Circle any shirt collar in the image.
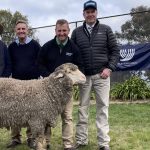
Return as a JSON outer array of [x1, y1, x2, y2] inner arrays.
[[15, 36, 32, 45], [56, 37, 68, 47], [86, 22, 96, 29]]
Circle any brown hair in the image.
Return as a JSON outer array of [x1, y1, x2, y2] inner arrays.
[[56, 19, 69, 26], [15, 20, 28, 26]]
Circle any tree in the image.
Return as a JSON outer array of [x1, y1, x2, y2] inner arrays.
[[0, 10, 36, 45], [116, 6, 150, 44]]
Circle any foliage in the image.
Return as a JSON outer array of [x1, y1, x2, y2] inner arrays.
[[74, 75, 150, 101], [73, 85, 79, 101], [110, 76, 150, 100], [116, 6, 150, 44], [0, 10, 36, 45], [73, 85, 95, 101]]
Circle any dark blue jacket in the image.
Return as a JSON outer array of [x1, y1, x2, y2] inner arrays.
[[71, 20, 119, 75], [8, 39, 41, 80], [38, 37, 82, 77], [0, 40, 11, 77]]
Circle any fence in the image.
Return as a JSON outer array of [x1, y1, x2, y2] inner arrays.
[[2, 10, 150, 84]]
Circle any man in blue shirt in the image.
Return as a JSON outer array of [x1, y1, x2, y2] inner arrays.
[[0, 23, 11, 77], [7, 20, 41, 149]]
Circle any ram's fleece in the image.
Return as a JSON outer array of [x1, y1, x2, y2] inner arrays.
[[0, 63, 86, 150]]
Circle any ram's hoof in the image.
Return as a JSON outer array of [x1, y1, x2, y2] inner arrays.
[[27, 138, 36, 149]]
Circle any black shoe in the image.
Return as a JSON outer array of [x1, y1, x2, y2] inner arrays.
[[64, 147, 76, 150], [74, 143, 86, 149], [27, 138, 36, 149], [6, 140, 21, 148], [99, 146, 110, 150]]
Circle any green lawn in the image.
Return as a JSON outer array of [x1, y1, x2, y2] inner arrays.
[[0, 103, 150, 150]]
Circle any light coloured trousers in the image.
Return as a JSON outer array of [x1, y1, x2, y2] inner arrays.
[[61, 97, 74, 148], [11, 98, 74, 148], [76, 74, 110, 147], [45, 98, 74, 148]]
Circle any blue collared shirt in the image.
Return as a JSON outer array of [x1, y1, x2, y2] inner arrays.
[[15, 36, 32, 45]]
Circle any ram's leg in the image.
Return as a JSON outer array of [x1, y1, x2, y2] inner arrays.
[[44, 124, 51, 149], [28, 120, 47, 150]]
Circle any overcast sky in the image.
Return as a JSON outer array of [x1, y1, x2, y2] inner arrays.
[[0, 0, 150, 45]]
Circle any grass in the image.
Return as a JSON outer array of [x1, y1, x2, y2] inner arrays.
[[0, 103, 150, 150]]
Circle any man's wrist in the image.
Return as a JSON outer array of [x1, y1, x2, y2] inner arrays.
[[107, 68, 112, 72]]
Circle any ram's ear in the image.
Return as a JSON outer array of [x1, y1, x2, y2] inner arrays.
[[54, 72, 64, 79]]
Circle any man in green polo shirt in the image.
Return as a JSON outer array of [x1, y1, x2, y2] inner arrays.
[[38, 19, 82, 150]]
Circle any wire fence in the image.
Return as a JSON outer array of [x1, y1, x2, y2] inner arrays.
[[2, 10, 150, 84]]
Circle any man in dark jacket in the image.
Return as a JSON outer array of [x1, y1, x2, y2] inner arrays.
[[71, 1, 119, 150], [0, 24, 11, 77], [38, 19, 81, 150], [7, 20, 41, 149]]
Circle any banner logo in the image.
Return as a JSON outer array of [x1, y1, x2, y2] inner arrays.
[[120, 48, 135, 61]]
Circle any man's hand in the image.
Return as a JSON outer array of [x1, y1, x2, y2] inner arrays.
[[100, 68, 112, 79]]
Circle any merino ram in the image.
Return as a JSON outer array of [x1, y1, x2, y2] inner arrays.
[[0, 63, 86, 150]]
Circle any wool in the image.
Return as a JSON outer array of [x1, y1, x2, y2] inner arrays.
[[0, 63, 86, 150]]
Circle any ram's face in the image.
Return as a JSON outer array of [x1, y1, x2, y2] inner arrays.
[[55, 63, 86, 85], [66, 67, 86, 85]]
